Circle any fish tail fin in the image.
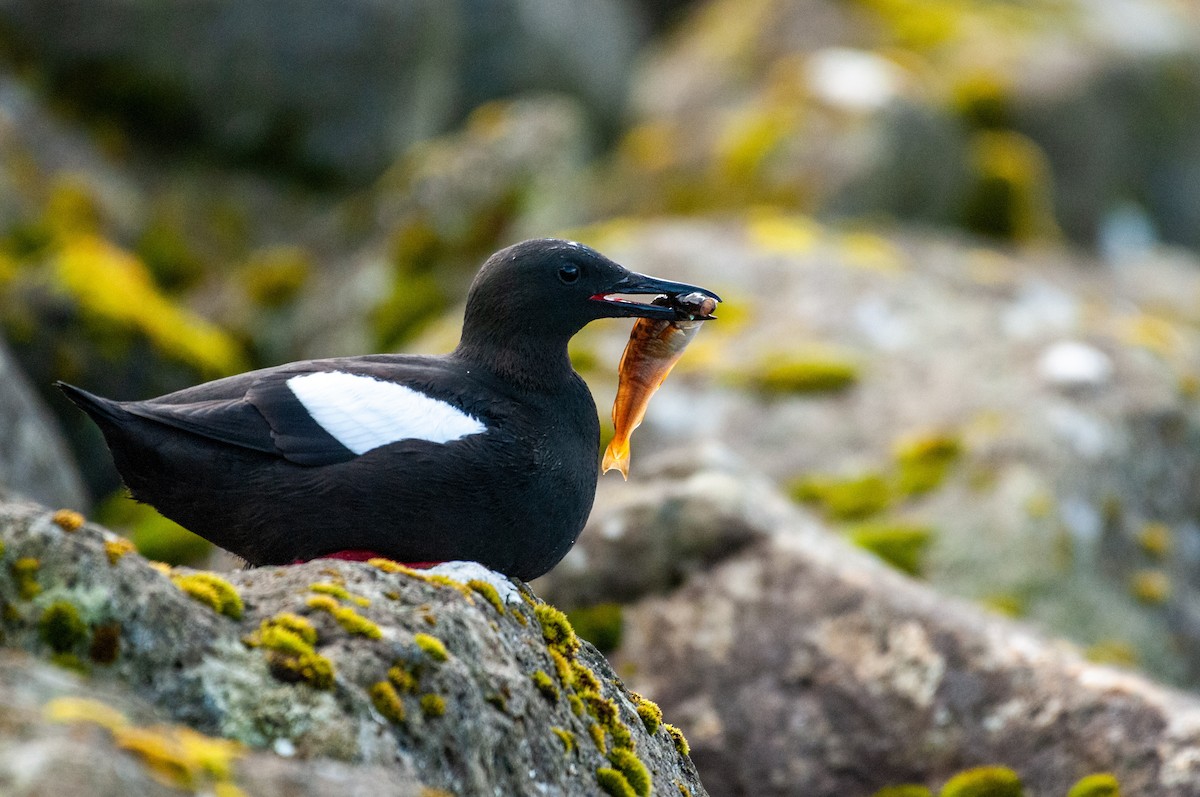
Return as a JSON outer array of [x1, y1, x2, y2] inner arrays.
[[601, 439, 630, 480]]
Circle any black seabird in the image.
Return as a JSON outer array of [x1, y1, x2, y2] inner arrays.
[[58, 239, 719, 580]]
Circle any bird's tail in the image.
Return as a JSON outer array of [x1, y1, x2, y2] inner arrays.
[[55, 381, 127, 427]]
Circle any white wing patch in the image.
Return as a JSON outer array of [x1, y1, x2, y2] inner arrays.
[[286, 371, 486, 454]]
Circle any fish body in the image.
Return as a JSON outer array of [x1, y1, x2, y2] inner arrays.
[[602, 293, 717, 479]]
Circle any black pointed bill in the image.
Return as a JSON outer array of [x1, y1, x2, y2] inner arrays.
[[590, 272, 721, 321]]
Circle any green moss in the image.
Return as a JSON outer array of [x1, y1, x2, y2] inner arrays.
[[266, 613, 317, 646], [414, 633, 448, 661], [532, 670, 560, 702], [12, 557, 41, 600], [570, 661, 601, 693], [633, 695, 663, 734], [50, 651, 88, 673], [894, 432, 962, 496], [608, 748, 650, 797], [664, 723, 690, 757], [388, 664, 418, 693], [467, 579, 505, 614], [548, 648, 572, 685], [1137, 523, 1171, 559], [847, 522, 934, 577], [172, 573, 243, 619], [552, 727, 576, 754], [333, 607, 381, 639], [585, 693, 619, 726], [1085, 640, 1139, 668], [741, 355, 859, 395], [420, 693, 446, 718], [951, 72, 1013, 130], [980, 594, 1025, 618], [791, 473, 891, 521], [1066, 773, 1120, 797], [89, 622, 122, 664], [609, 721, 634, 752], [566, 603, 623, 653], [596, 767, 636, 797], [536, 604, 581, 658], [939, 766, 1023, 797], [39, 601, 88, 653], [568, 694, 586, 717], [104, 538, 137, 565], [873, 787, 934, 797], [370, 681, 406, 724], [247, 613, 334, 690], [309, 582, 370, 607]]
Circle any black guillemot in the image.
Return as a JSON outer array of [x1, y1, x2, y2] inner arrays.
[[58, 239, 719, 580]]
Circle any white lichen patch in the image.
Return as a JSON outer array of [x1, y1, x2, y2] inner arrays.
[[422, 561, 522, 606]]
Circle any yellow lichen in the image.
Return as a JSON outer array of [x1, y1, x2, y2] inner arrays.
[[532, 670, 559, 702], [12, 557, 41, 600], [172, 573, 243, 619], [536, 604, 581, 658], [467, 579, 505, 614], [51, 508, 85, 532], [105, 537, 138, 565], [664, 723, 690, 757], [370, 680, 406, 724], [552, 727, 576, 754], [309, 582, 370, 607], [414, 632, 448, 661], [420, 693, 446, 718], [44, 696, 127, 731]]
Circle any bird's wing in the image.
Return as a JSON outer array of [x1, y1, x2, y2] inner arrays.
[[124, 361, 492, 467]]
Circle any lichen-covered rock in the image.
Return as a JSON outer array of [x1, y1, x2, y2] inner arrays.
[[0, 498, 707, 797], [617, 498, 1200, 796], [0, 338, 85, 510]]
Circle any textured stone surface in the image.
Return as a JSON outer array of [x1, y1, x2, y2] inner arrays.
[[618, 503, 1200, 796], [0, 498, 706, 797]]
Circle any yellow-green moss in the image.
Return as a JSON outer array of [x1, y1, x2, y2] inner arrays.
[[240, 246, 311, 308], [608, 748, 650, 797], [1085, 640, 1139, 668], [1137, 523, 1172, 559], [570, 661, 601, 693], [848, 522, 934, 577], [388, 664, 418, 693], [742, 355, 859, 395], [588, 722, 607, 753], [567, 603, 623, 653], [39, 601, 88, 653], [370, 680, 406, 724], [51, 508, 85, 532], [305, 595, 381, 638], [420, 693, 445, 718], [1130, 569, 1170, 605], [960, 130, 1056, 243], [664, 723, 690, 757], [894, 432, 963, 496], [951, 72, 1013, 130], [309, 582, 370, 607], [266, 650, 334, 690], [791, 473, 891, 521], [532, 670, 559, 702], [548, 648, 572, 685], [633, 695, 663, 735], [265, 613, 317, 646], [172, 573, 243, 619], [536, 604, 581, 658], [676, 782, 693, 797], [873, 787, 934, 797], [596, 767, 636, 797], [105, 537, 138, 565], [467, 579, 505, 613], [414, 633, 448, 661], [609, 721, 634, 752], [585, 693, 619, 726], [552, 727, 576, 754], [50, 651, 88, 673], [980, 594, 1025, 618], [12, 557, 41, 600], [569, 694, 586, 717], [89, 622, 122, 664], [939, 766, 1023, 797], [1066, 773, 1120, 797]]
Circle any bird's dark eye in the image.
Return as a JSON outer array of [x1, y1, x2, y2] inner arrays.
[[558, 264, 581, 284]]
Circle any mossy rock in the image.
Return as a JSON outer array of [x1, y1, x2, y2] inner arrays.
[[791, 473, 891, 521]]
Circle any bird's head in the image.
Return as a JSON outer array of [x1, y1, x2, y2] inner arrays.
[[459, 239, 720, 344]]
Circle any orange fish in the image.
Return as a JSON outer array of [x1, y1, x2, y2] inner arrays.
[[602, 292, 718, 479]]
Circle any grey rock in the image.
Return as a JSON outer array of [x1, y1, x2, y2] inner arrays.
[[618, 502, 1200, 796], [0, 498, 707, 797], [0, 339, 86, 510]]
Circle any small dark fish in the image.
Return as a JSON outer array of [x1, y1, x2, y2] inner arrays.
[[602, 292, 718, 479]]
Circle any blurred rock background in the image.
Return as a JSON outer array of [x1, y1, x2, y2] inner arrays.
[[4, 0, 1200, 793]]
